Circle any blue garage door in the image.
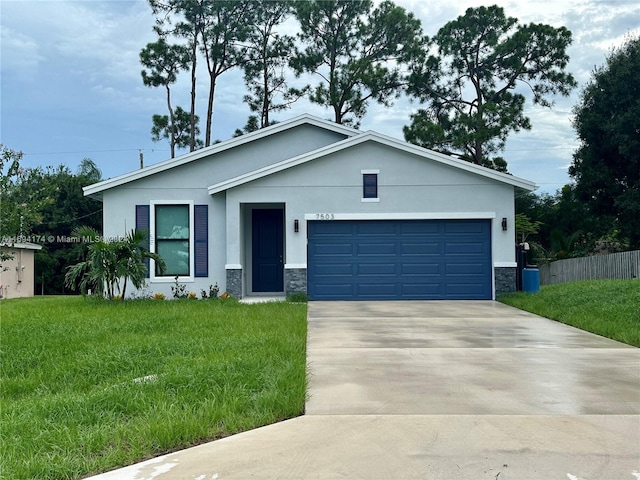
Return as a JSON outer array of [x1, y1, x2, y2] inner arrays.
[[307, 219, 492, 300]]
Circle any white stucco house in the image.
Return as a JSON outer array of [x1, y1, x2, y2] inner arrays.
[[84, 114, 536, 301]]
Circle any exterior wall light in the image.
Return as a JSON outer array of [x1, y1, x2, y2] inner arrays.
[[294, 219, 299, 233], [501, 217, 508, 231]]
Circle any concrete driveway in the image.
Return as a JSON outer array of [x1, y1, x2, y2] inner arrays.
[[89, 301, 640, 480]]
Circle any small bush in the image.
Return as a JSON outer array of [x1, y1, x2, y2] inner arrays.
[[171, 276, 188, 299], [200, 284, 220, 299]]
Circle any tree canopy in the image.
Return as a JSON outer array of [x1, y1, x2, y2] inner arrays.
[[242, 0, 301, 128], [570, 36, 640, 249], [291, 0, 425, 126], [147, 0, 254, 148], [1, 158, 103, 293], [140, 1, 582, 171], [140, 38, 191, 158], [151, 106, 203, 151], [404, 5, 576, 171], [1, 145, 24, 263]]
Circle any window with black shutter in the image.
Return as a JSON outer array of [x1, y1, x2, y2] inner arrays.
[[136, 203, 208, 279]]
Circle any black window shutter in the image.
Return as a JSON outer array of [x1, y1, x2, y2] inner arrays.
[[135, 205, 150, 278], [194, 205, 208, 277]]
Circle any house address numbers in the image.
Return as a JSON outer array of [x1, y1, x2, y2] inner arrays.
[[315, 213, 335, 220]]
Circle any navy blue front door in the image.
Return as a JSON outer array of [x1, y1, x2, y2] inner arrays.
[[252, 209, 284, 292], [307, 219, 492, 300]]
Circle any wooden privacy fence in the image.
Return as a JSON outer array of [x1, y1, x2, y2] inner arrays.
[[539, 250, 640, 285]]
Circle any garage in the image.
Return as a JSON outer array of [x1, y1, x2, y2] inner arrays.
[[307, 219, 492, 300]]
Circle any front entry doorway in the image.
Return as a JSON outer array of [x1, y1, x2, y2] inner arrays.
[[252, 208, 284, 292]]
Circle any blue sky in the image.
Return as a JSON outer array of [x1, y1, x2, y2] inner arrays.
[[1, 0, 639, 194]]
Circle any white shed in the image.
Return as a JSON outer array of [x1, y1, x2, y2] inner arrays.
[[0, 242, 42, 299]]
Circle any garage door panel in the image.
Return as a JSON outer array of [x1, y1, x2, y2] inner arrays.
[[357, 283, 399, 296], [357, 243, 396, 255], [308, 220, 491, 300], [356, 222, 397, 235], [357, 263, 397, 275], [401, 284, 443, 296], [314, 284, 354, 297], [402, 263, 441, 275], [446, 284, 488, 297], [314, 263, 353, 276], [312, 222, 353, 236], [445, 242, 486, 255], [399, 222, 440, 235], [447, 263, 486, 275], [312, 243, 354, 256], [401, 242, 440, 255], [445, 221, 486, 234]]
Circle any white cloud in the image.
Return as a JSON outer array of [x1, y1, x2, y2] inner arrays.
[[0, 26, 44, 79], [1, 1, 155, 98]]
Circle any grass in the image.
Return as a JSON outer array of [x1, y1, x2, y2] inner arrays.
[[500, 279, 640, 347], [0, 296, 307, 480]]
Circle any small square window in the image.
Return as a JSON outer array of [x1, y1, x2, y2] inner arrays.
[[363, 173, 378, 199]]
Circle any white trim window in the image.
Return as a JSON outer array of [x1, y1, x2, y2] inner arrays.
[[361, 169, 380, 202], [150, 201, 194, 281]]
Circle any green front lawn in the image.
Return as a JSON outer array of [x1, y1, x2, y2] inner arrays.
[[5, 280, 638, 478], [1, 296, 307, 480], [500, 279, 640, 347]]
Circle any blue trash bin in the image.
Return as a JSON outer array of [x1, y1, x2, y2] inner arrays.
[[522, 267, 540, 293]]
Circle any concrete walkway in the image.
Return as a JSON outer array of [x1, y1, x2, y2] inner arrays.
[[88, 301, 640, 480]]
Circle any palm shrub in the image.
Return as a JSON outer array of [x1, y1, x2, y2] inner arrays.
[[65, 226, 165, 300]]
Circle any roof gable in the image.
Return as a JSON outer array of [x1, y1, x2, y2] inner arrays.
[[207, 130, 537, 195], [84, 114, 360, 199]]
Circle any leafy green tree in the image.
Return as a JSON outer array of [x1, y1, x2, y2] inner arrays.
[[3, 161, 103, 294], [78, 157, 102, 183], [292, 0, 425, 126], [0, 152, 68, 246], [65, 227, 165, 300], [149, 0, 205, 152], [140, 38, 190, 158], [233, 115, 260, 137], [243, 0, 303, 128], [515, 213, 542, 244], [515, 185, 619, 260], [147, 0, 253, 148], [151, 106, 203, 151], [405, 5, 576, 171], [1, 145, 25, 242], [0, 144, 21, 193], [1, 145, 24, 263], [549, 228, 582, 260], [570, 36, 640, 248], [199, 0, 254, 146]]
